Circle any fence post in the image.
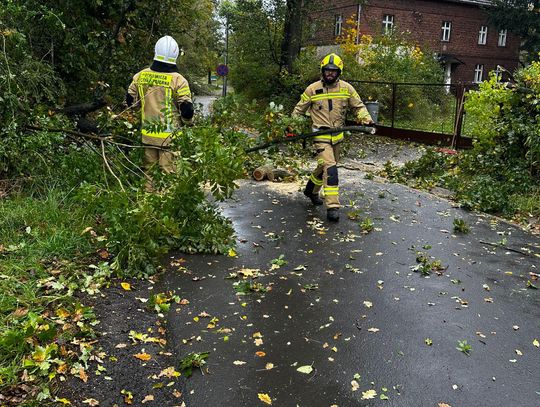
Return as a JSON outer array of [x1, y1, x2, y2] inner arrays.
[[391, 83, 397, 129], [452, 84, 465, 148]]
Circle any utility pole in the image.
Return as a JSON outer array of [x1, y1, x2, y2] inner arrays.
[[222, 14, 229, 97]]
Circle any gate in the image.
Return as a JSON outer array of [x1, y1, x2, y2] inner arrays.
[[346, 80, 478, 149]]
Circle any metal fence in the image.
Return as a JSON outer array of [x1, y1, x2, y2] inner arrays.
[[346, 80, 478, 149]]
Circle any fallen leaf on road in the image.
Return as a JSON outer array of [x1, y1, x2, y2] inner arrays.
[[297, 365, 313, 374], [157, 367, 181, 378], [258, 393, 272, 405], [361, 389, 377, 400], [515, 349, 523, 356], [438, 403, 452, 407], [141, 395, 154, 403], [265, 363, 274, 370], [120, 282, 131, 291], [134, 352, 152, 361], [368, 328, 380, 333], [363, 301, 373, 308], [121, 390, 133, 405], [82, 399, 100, 406], [256, 351, 266, 357], [233, 360, 247, 365], [351, 380, 360, 391], [533, 339, 539, 347]]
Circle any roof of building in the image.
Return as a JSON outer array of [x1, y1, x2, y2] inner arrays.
[[444, 0, 492, 6]]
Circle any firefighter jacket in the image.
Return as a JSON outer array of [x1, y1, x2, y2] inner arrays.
[[128, 68, 192, 146], [292, 79, 372, 144]]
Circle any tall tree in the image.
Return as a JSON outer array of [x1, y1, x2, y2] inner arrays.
[[280, 0, 304, 73], [487, 0, 540, 63]]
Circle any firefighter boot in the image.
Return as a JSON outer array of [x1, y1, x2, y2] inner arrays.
[[327, 208, 339, 222], [304, 182, 323, 206]]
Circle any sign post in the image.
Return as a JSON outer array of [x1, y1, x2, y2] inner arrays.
[[216, 64, 229, 97], [221, 15, 229, 97]]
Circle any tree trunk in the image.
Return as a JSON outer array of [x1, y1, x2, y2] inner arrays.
[[280, 0, 304, 73]]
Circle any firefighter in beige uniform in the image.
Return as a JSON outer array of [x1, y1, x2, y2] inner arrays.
[[127, 35, 194, 174], [293, 53, 373, 222]]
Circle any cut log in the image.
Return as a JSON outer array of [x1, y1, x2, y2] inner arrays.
[[253, 165, 275, 181], [253, 165, 293, 181]]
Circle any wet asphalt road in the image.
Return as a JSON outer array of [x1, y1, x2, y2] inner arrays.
[[158, 171, 540, 407]]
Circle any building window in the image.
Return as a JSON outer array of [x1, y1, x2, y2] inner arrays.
[[383, 15, 394, 34], [498, 29, 507, 47], [441, 21, 452, 42], [474, 64, 484, 83], [334, 14, 343, 36], [478, 26, 488, 45]]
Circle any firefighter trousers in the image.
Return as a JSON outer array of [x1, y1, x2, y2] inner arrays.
[[304, 142, 341, 208]]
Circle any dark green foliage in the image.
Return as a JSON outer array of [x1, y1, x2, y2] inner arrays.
[[384, 61, 540, 218], [178, 352, 210, 378], [71, 125, 245, 276], [487, 0, 540, 62]]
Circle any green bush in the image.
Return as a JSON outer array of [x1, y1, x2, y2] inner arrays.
[[72, 125, 245, 276], [386, 59, 540, 218]]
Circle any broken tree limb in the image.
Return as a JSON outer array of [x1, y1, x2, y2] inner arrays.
[[479, 240, 536, 257], [245, 125, 376, 153], [24, 125, 168, 151], [60, 98, 107, 116]]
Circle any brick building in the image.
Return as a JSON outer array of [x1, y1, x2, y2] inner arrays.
[[306, 0, 521, 84]]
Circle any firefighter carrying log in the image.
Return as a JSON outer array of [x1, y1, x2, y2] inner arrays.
[[292, 53, 374, 222]]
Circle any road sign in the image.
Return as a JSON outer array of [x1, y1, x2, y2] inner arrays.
[[216, 64, 229, 77]]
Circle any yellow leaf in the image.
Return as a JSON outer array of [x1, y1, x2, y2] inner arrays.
[[121, 282, 131, 291], [55, 398, 72, 405], [82, 399, 100, 406], [141, 395, 154, 403], [134, 353, 152, 361], [56, 308, 70, 319], [228, 248, 237, 257], [533, 339, 540, 347], [79, 368, 88, 383], [258, 393, 272, 405], [361, 389, 377, 400], [255, 351, 266, 357]]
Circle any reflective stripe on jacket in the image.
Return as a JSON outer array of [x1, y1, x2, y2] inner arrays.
[[292, 79, 371, 144], [128, 68, 192, 146]]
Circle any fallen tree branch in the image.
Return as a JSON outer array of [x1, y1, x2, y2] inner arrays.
[[101, 140, 125, 192], [60, 98, 107, 116], [479, 240, 535, 257], [24, 125, 168, 151]]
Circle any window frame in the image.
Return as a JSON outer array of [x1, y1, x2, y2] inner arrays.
[[441, 21, 452, 42], [334, 13, 343, 37], [382, 14, 394, 34], [478, 26, 488, 45], [498, 29, 507, 47], [474, 64, 484, 83]]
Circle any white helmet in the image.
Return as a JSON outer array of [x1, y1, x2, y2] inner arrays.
[[154, 35, 180, 65]]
